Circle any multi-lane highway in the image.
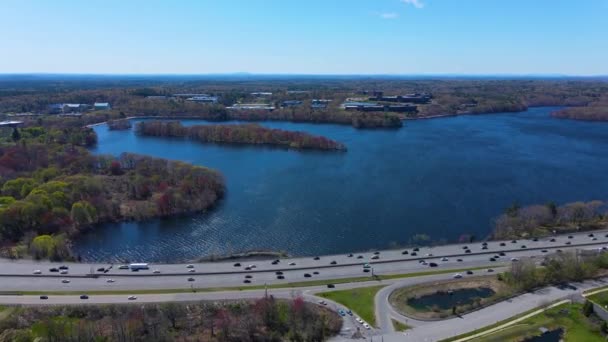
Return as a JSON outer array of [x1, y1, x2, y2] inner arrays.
[[1, 230, 608, 341], [0, 230, 606, 292]]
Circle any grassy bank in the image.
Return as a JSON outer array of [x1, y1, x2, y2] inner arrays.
[[388, 276, 513, 320], [317, 285, 385, 327]]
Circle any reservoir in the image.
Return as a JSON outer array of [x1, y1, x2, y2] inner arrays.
[[73, 107, 608, 262]]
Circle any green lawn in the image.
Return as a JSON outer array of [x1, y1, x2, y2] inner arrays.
[[392, 319, 411, 331], [318, 285, 386, 327], [468, 303, 604, 342], [587, 291, 608, 308]]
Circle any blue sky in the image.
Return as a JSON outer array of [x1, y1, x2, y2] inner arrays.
[[1, 0, 607, 75]]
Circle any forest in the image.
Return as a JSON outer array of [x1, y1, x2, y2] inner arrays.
[[136, 121, 347, 151], [0, 296, 342, 341], [0, 126, 225, 260], [492, 200, 607, 239]]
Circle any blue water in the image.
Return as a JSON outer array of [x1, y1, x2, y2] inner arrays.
[[73, 107, 608, 262]]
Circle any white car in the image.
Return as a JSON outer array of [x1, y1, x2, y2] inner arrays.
[[453, 273, 463, 279], [153, 269, 161, 274], [128, 295, 137, 300], [188, 269, 196, 273], [186, 264, 194, 268], [106, 279, 115, 283], [421, 261, 428, 265], [355, 317, 363, 324], [248, 264, 257, 269], [511, 258, 519, 262], [426, 253, 433, 257], [33, 270, 42, 274], [317, 300, 327, 305], [363, 323, 371, 330], [61, 279, 70, 283], [441, 257, 448, 261], [60, 270, 68, 275]]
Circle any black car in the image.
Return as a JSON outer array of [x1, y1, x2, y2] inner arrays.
[[466, 270, 474, 275], [487, 269, 494, 272], [327, 284, 335, 288], [589, 233, 595, 237], [330, 261, 337, 265], [462, 246, 469, 249], [314, 256, 320, 260], [245, 275, 252, 279], [499, 252, 506, 256], [357, 255, 364, 259], [313, 271, 319, 275], [275, 271, 283, 275], [605, 234, 608, 238], [457, 259, 463, 262], [233, 263, 241, 267], [304, 273, 312, 278], [96, 267, 105, 272], [413, 247, 420, 252], [541, 249, 548, 253], [482, 242, 488, 246], [499, 242, 506, 246], [411, 252, 418, 256], [187, 277, 195, 282], [465, 250, 472, 254], [277, 275, 285, 279], [556, 249, 563, 253], [569, 235, 574, 239], [363, 269, 370, 273], [550, 238, 556, 242], [428, 262, 438, 267], [521, 245, 527, 249], [373, 251, 380, 255], [244, 266, 251, 270], [481, 246, 488, 250], [402, 250, 409, 255], [532, 237, 538, 242], [243, 279, 251, 284], [271, 260, 279, 265], [80, 295, 89, 300], [40, 295, 48, 300], [565, 241, 572, 245], [49, 268, 59, 272], [511, 240, 517, 243], [59, 265, 69, 270], [489, 257, 496, 262], [347, 254, 353, 257]]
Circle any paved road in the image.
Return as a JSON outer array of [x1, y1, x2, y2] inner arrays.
[[1, 230, 606, 292]]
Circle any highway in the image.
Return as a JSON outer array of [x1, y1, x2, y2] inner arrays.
[[1, 230, 607, 341], [0, 230, 606, 292]]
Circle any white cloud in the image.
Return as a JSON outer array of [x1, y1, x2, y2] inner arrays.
[[380, 12, 399, 19], [401, 0, 424, 9]]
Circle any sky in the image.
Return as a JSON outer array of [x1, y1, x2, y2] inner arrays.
[[1, 0, 607, 75]]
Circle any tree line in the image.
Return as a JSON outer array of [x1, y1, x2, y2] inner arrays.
[[0, 297, 342, 341], [136, 121, 347, 151]]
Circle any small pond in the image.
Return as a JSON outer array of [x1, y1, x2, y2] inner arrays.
[[407, 287, 495, 311], [522, 328, 564, 342]]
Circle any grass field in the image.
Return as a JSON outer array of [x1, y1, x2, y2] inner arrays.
[[467, 303, 604, 342], [318, 285, 386, 327], [587, 291, 608, 308]]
